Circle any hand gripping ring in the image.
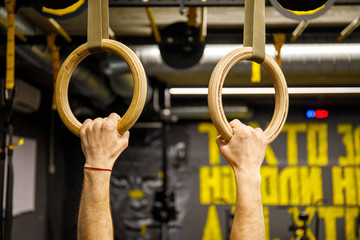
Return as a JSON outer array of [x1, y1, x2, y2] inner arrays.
[[208, 47, 289, 144], [55, 39, 147, 136]]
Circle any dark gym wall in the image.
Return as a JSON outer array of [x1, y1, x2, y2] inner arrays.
[[2, 89, 52, 240], [58, 104, 360, 240]]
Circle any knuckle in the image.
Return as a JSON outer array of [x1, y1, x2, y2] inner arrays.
[[230, 119, 241, 127], [110, 112, 120, 119], [93, 121, 102, 129], [263, 138, 268, 147], [121, 139, 129, 149], [83, 118, 92, 125], [85, 125, 93, 134], [79, 127, 86, 138], [239, 127, 251, 138], [102, 120, 115, 132]]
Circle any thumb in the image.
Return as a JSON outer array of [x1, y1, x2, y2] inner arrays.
[[108, 112, 121, 122], [216, 135, 227, 149]]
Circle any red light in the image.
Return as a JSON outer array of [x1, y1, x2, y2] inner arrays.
[[315, 110, 328, 119]]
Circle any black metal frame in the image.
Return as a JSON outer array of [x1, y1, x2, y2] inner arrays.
[[2, 0, 360, 7], [109, 0, 247, 7], [108, 0, 360, 7]]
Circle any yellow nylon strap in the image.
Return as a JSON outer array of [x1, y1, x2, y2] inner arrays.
[[251, 62, 261, 83], [9, 138, 24, 150], [87, 0, 109, 51], [200, 7, 207, 43], [273, 33, 286, 68], [187, 7, 197, 27], [290, 20, 309, 42], [47, 34, 60, 110], [47, 18, 72, 43], [5, 0, 16, 90], [145, 7, 162, 43], [243, 0, 265, 63], [0, 18, 27, 42], [337, 17, 360, 42]]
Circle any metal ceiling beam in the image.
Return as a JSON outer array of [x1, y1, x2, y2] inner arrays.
[[1, 27, 359, 45], [109, 0, 247, 7], [1, 0, 359, 7], [334, 0, 360, 4], [108, 0, 360, 7]]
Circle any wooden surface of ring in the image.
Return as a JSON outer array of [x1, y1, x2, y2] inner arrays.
[[55, 39, 147, 136], [208, 47, 288, 143]]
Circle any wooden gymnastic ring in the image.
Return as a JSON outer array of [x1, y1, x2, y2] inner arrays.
[[208, 47, 288, 143], [55, 39, 147, 136]]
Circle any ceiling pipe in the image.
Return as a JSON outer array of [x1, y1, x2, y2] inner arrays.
[[0, 7, 41, 36], [103, 60, 153, 104], [122, 43, 360, 74], [11, 45, 115, 107], [0, 7, 116, 107]]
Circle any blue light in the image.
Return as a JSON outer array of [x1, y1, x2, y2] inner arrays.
[[306, 110, 315, 118]]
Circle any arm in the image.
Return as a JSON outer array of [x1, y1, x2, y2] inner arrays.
[[77, 113, 129, 240], [216, 119, 266, 240]]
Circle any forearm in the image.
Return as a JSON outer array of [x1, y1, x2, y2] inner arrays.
[[230, 170, 264, 240], [78, 170, 113, 240]]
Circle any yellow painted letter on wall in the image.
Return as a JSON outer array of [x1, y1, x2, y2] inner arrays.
[[282, 123, 307, 165], [338, 124, 355, 166], [202, 205, 223, 240], [345, 207, 359, 240], [318, 206, 344, 240], [356, 167, 360, 205], [250, 122, 278, 165], [307, 123, 328, 166], [300, 167, 323, 205], [354, 125, 360, 165], [200, 166, 221, 204], [279, 167, 300, 205], [198, 123, 220, 165], [332, 167, 357, 205], [260, 166, 279, 205]]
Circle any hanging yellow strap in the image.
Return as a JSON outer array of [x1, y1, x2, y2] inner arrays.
[[200, 7, 207, 43], [291, 20, 309, 42], [5, 0, 16, 91], [145, 7, 162, 43], [337, 17, 360, 42], [251, 62, 261, 83], [273, 33, 286, 68], [0, 18, 27, 42], [8, 138, 24, 150], [47, 18, 72, 43], [47, 34, 60, 110], [187, 7, 197, 27]]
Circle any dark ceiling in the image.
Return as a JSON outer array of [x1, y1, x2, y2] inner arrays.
[[0, 0, 359, 121]]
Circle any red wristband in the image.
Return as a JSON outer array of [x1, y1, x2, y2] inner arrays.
[[83, 166, 112, 172]]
